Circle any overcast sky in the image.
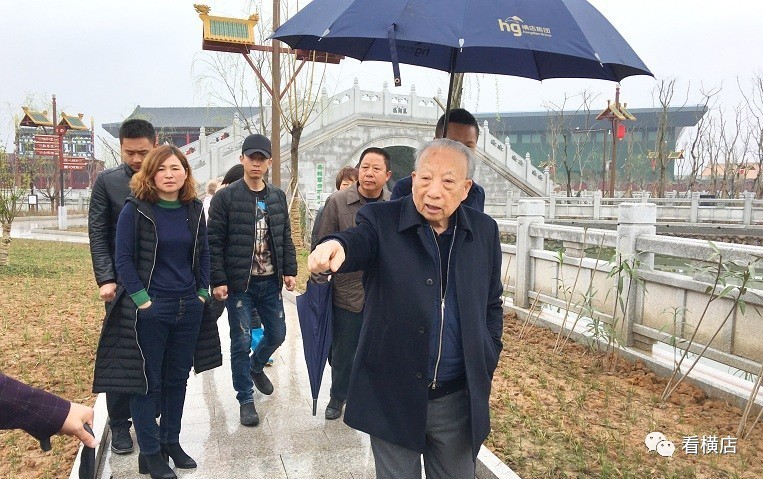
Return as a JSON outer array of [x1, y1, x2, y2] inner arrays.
[[2, 0, 762, 156]]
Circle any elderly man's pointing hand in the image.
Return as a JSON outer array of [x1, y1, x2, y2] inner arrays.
[[307, 240, 346, 274]]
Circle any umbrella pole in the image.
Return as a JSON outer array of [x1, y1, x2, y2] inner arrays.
[[312, 398, 317, 416], [443, 49, 458, 138]]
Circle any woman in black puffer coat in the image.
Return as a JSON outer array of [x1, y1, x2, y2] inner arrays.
[[93, 145, 220, 479]]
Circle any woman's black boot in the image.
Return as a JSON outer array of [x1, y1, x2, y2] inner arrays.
[[138, 452, 176, 479], [161, 442, 197, 469]]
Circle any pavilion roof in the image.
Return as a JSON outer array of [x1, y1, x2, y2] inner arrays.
[[59, 112, 89, 130], [19, 107, 53, 127]]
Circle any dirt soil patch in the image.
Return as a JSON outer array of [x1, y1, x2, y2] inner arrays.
[[486, 313, 763, 478]]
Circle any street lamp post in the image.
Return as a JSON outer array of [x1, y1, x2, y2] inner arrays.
[[601, 131, 608, 195], [55, 124, 67, 208], [272, 0, 282, 187], [52, 95, 64, 209], [52, 94, 76, 230], [596, 86, 635, 197]]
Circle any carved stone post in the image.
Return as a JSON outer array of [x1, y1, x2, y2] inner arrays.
[[515, 200, 545, 308]]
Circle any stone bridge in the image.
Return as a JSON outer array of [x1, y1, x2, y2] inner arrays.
[[185, 80, 552, 203]]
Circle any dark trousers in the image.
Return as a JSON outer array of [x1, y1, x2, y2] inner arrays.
[[329, 305, 363, 402], [106, 392, 132, 429], [130, 295, 203, 455]]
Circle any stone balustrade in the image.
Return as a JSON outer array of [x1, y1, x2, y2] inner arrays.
[[487, 191, 763, 226], [499, 200, 763, 387]]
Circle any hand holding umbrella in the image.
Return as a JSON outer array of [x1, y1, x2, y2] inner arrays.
[[60, 402, 98, 449]]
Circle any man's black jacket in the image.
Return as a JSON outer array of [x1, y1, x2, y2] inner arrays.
[[207, 178, 297, 292], [88, 163, 134, 286]]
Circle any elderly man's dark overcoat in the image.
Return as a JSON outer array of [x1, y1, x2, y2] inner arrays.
[[326, 195, 504, 458]]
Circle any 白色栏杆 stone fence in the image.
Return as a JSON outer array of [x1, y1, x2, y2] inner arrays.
[[498, 200, 763, 408]]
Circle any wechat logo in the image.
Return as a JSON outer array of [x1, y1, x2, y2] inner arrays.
[[645, 431, 676, 457]]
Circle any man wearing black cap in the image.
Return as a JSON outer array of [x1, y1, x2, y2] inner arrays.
[[207, 134, 297, 427]]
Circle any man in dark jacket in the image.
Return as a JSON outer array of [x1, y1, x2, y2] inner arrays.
[[309, 139, 503, 479], [391, 108, 486, 212], [87, 118, 155, 454], [313, 148, 391, 420], [208, 134, 297, 427]]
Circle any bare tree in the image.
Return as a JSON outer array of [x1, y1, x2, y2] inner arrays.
[[31, 157, 58, 210], [720, 105, 744, 198], [652, 79, 688, 197], [682, 85, 721, 193], [98, 135, 121, 169], [544, 97, 572, 196], [0, 149, 28, 265], [192, 51, 265, 134], [703, 114, 723, 196], [449, 73, 465, 109], [739, 72, 763, 197], [544, 92, 597, 196], [193, 4, 329, 247]]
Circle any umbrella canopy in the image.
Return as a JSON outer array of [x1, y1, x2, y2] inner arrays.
[[296, 278, 334, 415], [272, 0, 652, 112]]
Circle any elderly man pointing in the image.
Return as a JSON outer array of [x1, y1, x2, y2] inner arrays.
[[309, 139, 504, 479]]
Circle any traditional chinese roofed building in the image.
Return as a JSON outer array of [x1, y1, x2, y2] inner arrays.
[[14, 108, 101, 191], [102, 106, 260, 147]]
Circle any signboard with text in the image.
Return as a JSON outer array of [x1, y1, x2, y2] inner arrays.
[[34, 134, 58, 156], [316, 163, 324, 198], [63, 157, 88, 170]]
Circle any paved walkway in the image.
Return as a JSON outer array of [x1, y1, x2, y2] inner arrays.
[[10, 215, 89, 243]]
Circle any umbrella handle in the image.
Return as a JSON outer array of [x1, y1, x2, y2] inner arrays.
[[39, 424, 94, 451], [39, 437, 51, 451], [83, 423, 95, 442], [79, 423, 96, 479], [387, 24, 401, 86]]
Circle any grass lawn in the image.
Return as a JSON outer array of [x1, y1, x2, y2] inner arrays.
[[488, 315, 763, 479]]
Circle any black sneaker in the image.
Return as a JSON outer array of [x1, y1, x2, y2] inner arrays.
[[325, 397, 345, 420], [251, 370, 274, 395], [110, 424, 134, 454], [240, 402, 259, 427]]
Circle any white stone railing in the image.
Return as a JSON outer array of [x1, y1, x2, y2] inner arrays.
[[184, 80, 550, 195], [487, 191, 763, 225], [308, 79, 440, 131], [499, 200, 763, 380]]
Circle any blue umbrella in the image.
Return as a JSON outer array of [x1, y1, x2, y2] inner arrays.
[[271, 0, 653, 126], [296, 277, 334, 415]]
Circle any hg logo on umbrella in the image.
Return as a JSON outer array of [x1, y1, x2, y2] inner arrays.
[[498, 16, 552, 38]]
